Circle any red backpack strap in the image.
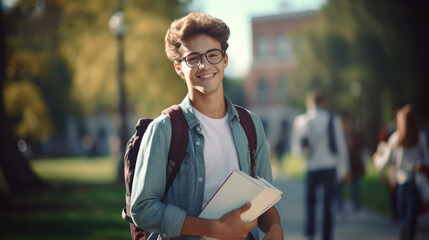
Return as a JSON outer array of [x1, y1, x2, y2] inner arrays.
[[234, 105, 257, 178], [161, 104, 189, 200]]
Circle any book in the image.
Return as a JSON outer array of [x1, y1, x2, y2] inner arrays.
[[199, 169, 282, 222]]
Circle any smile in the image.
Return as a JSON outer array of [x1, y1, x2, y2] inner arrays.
[[198, 73, 216, 80]]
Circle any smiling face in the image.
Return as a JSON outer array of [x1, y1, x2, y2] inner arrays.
[[174, 34, 228, 100]]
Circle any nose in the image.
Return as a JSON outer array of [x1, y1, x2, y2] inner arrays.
[[198, 55, 210, 69]]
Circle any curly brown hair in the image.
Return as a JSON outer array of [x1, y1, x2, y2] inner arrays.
[[165, 13, 230, 62]]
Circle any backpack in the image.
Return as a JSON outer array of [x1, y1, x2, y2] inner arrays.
[[122, 104, 258, 240], [301, 111, 337, 156]]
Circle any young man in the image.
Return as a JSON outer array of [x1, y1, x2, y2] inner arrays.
[[130, 13, 283, 240], [291, 90, 350, 240]]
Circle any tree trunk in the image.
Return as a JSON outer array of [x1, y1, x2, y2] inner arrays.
[[0, 115, 46, 192], [0, 2, 45, 194]]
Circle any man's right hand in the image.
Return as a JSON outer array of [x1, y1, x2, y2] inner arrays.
[[181, 202, 256, 239], [213, 202, 257, 240]]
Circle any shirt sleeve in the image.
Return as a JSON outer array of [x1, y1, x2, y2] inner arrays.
[[374, 132, 397, 172], [334, 114, 350, 180], [130, 116, 187, 238]]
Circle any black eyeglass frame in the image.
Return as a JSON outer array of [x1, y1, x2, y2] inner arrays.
[[180, 49, 225, 68]]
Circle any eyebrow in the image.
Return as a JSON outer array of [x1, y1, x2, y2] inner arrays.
[[185, 48, 221, 56]]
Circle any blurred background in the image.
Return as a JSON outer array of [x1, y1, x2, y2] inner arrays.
[[1, 0, 429, 239]]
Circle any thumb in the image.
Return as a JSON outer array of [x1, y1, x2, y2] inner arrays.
[[235, 202, 252, 214]]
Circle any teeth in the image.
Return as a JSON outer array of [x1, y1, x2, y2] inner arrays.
[[199, 73, 215, 79]]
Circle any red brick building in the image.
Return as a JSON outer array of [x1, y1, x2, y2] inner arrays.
[[245, 10, 320, 156]]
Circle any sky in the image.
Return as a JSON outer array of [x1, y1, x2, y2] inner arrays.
[[190, 0, 326, 78]]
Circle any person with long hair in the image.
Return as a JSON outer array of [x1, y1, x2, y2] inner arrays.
[[374, 104, 429, 240]]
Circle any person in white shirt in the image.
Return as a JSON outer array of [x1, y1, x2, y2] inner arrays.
[[374, 104, 429, 240], [291, 89, 350, 240], [130, 12, 283, 240]]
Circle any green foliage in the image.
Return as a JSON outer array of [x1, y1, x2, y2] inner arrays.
[[3, 80, 54, 141], [59, 0, 188, 118], [4, 0, 76, 138], [291, 0, 429, 149], [3, 0, 192, 144]]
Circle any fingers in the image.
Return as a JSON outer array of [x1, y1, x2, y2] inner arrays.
[[235, 203, 257, 228], [234, 202, 252, 214], [216, 202, 257, 239]]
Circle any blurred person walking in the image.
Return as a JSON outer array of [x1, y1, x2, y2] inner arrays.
[[291, 89, 350, 240], [373, 104, 429, 240], [376, 102, 406, 223], [337, 120, 367, 215]]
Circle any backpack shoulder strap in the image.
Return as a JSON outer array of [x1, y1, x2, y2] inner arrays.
[[234, 105, 258, 177], [162, 104, 189, 200], [328, 112, 337, 154]]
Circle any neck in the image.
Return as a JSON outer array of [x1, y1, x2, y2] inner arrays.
[[190, 91, 226, 119]]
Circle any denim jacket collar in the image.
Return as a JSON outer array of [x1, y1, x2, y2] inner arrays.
[[179, 94, 240, 129]]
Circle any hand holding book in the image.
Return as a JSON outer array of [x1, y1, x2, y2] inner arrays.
[[199, 170, 282, 239], [214, 202, 258, 240]]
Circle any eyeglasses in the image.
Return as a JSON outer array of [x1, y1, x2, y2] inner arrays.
[[181, 49, 225, 68]]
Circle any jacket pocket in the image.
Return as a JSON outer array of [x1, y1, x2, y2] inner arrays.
[[169, 155, 190, 198]]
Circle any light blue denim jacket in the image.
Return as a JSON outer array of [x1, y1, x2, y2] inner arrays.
[[130, 94, 275, 239]]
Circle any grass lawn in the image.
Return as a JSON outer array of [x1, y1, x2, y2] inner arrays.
[[0, 155, 394, 239], [278, 154, 392, 216], [0, 156, 132, 240]]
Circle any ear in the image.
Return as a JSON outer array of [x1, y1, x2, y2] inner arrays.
[[174, 62, 184, 78], [224, 52, 229, 68]]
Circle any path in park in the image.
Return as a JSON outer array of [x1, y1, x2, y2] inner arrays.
[[272, 170, 429, 240]]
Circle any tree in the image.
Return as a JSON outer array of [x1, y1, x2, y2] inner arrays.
[[2, 0, 192, 190], [3, 0, 61, 148], [0, 1, 45, 195], [59, 0, 189, 118], [58, 0, 190, 181], [291, 0, 429, 150]]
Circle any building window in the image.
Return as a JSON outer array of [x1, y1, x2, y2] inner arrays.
[[276, 34, 292, 61], [257, 36, 267, 60], [257, 77, 268, 103]]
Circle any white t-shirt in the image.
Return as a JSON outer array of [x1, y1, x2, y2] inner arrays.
[[194, 108, 239, 207]]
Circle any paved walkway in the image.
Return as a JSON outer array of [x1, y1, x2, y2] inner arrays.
[[272, 171, 429, 240]]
